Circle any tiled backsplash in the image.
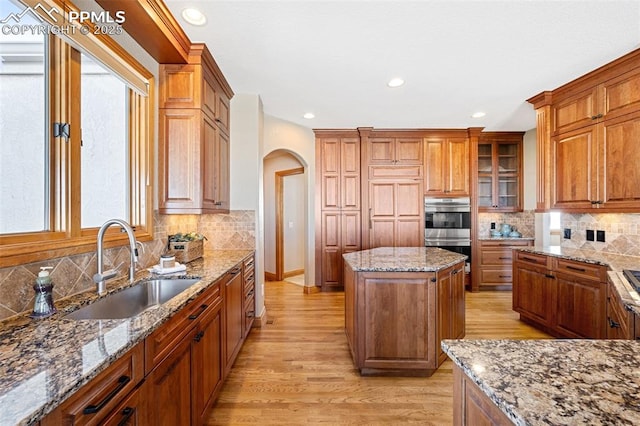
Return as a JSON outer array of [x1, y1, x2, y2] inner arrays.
[[0, 210, 256, 320], [477, 211, 535, 238], [560, 213, 640, 257]]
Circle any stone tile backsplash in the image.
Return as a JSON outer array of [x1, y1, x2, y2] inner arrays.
[[0, 210, 256, 320], [560, 213, 640, 257], [477, 211, 535, 238]]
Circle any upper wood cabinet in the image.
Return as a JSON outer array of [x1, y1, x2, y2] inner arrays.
[[423, 137, 469, 196], [529, 47, 640, 212], [159, 43, 233, 214], [476, 132, 524, 212], [368, 137, 423, 165]]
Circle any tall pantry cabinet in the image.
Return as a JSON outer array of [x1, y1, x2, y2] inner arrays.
[[315, 131, 362, 291]]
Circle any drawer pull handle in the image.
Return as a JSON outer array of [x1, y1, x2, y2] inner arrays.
[[246, 311, 255, 318], [499, 275, 511, 279], [247, 289, 255, 297], [499, 257, 512, 260], [194, 330, 205, 342], [566, 265, 586, 272], [229, 267, 241, 275], [117, 407, 136, 426], [608, 317, 621, 328], [83, 375, 130, 415], [189, 304, 208, 320], [521, 256, 540, 263], [545, 274, 556, 279]]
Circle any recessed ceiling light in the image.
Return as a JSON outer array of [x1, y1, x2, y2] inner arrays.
[[303, 112, 315, 119], [182, 8, 206, 26], [471, 111, 486, 118], [387, 78, 405, 88]]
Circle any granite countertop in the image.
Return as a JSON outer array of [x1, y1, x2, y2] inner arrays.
[[0, 249, 253, 426], [515, 246, 640, 272], [342, 247, 467, 272], [442, 339, 640, 425]]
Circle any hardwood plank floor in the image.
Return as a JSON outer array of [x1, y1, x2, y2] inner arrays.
[[207, 282, 550, 425]]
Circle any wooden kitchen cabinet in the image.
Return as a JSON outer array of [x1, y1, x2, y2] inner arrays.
[[513, 251, 607, 338], [478, 239, 533, 290], [242, 254, 256, 337], [476, 132, 524, 212], [453, 365, 512, 426], [367, 137, 423, 165], [529, 48, 640, 212], [224, 264, 244, 376], [42, 344, 145, 426], [159, 43, 233, 214], [315, 131, 362, 291], [367, 179, 424, 248], [145, 277, 224, 426], [343, 260, 465, 376], [437, 262, 465, 365], [606, 279, 634, 339], [423, 137, 469, 196]]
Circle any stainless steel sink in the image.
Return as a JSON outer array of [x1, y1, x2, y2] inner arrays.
[[64, 278, 201, 320]]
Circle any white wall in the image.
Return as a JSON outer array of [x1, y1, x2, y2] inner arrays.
[[284, 173, 306, 273], [263, 153, 305, 274], [263, 115, 316, 286], [523, 128, 537, 211], [230, 94, 265, 317]]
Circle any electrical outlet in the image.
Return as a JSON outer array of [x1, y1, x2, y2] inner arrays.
[[563, 228, 571, 239], [586, 229, 595, 241], [597, 230, 605, 242], [490, 222, 496, 230]]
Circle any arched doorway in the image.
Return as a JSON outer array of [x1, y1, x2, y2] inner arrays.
[[263, 150, 307, 286]]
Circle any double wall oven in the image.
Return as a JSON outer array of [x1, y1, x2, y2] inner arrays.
[[424, 197, 471, 272]]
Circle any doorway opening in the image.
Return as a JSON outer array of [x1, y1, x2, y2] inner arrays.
[[263, 150, 307, 286]]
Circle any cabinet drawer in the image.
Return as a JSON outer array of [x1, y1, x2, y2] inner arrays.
[[480, 268, 514, 284], [42, 343, 144, 426], [480, 249, 514, 266], [145, 280, 221, 374], [514, 251, 549, 268], [480, 240, 532, 248], [368, 165, 423, 179], [554, 258, 607, 282]]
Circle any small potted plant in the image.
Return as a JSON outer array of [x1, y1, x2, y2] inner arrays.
[[168, 232, 207, 263]]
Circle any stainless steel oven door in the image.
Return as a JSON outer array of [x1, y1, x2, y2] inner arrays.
[[424, 228, 470, 241], [424, 197, 471, 213]]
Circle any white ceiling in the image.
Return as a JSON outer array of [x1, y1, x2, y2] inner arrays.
[[164, 0, 640, 131]]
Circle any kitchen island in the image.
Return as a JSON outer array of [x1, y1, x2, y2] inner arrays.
[[343, 247, 467, 376], [442, 339, 640, 425]]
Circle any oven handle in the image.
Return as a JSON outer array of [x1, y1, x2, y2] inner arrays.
[[425, 239, 471, 246]]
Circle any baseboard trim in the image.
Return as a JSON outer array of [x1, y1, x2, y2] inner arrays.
[[283, 268, 304, 278], [264, 271, 277, 281], [303, 285, 320, 294], [253, 307, 268, 328]]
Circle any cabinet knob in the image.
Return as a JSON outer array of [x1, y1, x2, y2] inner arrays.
[[608, 317, 621, 329]]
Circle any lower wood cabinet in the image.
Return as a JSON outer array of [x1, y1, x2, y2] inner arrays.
[[477, 239, 533, 290], [344, 260, 465, 376], [42, 343, 145, 426], [438, 263, 465, 365], [224, 264, 244, 377], [453, 365, 512, 426], [513, 251, 607, 338]]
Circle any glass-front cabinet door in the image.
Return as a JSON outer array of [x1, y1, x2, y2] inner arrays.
[[477, 133, 523, 212]]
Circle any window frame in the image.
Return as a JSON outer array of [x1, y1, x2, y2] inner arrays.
[[0, 0, 154, 268]]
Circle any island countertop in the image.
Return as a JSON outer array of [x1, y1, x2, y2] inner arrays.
[[342, 246, 467, 272], [0, 249, 253, 426], [442, 339, 640, 425]]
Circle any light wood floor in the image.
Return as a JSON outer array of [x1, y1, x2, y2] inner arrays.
[[207, 282, 550, 425]]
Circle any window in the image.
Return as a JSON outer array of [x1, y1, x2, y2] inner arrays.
[[0, 0, 153, 268], [0, 0, 48, 234]]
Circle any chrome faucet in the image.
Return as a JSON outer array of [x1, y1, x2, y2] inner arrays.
[[93, 219, 139, 295]]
